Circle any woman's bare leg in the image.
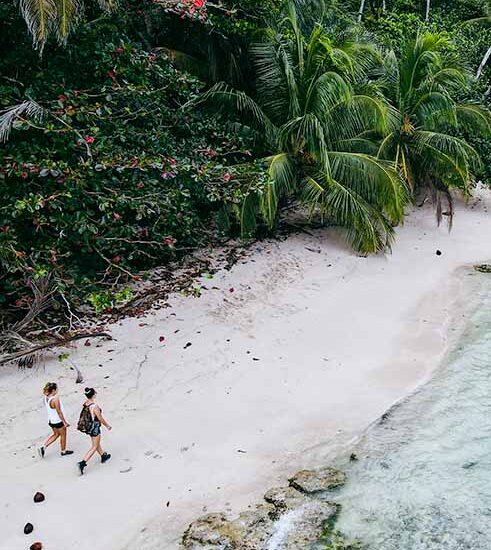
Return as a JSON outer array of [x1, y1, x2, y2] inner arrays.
[[83, 435, 101, 463], [43, 427, 60, 449], [59, 426, 67, 452]]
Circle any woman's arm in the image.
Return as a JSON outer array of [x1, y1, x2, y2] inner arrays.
[[94, 406, 112, 430], [53, 398, 69, 427]]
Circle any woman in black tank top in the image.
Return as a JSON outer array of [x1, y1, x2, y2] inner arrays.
[[77, 387, 112, 475]]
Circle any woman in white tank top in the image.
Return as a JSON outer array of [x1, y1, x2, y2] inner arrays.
[[38, 382, 73, 458]]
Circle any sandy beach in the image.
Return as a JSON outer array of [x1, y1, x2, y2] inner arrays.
[[1, 188, 490, 550]]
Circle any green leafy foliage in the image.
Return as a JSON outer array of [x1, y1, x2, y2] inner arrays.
[[0, 11, 251, 319]]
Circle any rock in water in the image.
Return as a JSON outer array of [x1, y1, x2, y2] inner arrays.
[[23, 523, 34, 535], [33, 492, 45, 503], [264, 486, 307, 516], [182, 513, 238, 548], [30, 543, 43, 550], [289, 468, 346, 494]]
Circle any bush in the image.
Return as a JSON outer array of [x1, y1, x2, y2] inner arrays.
[[0, 14, 252, 318]]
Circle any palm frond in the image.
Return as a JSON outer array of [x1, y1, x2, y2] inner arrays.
[[54, 0, 81, 43], [0, 101, 46, 142], [19, 0, 57, 51], [456, 104, 491, 136]]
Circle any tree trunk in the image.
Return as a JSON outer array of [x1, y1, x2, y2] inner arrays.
[[425, 0, 430, 21], [382, 0, 386, 11], [358, 0, 366, 21], [476, 46, 491, 80]]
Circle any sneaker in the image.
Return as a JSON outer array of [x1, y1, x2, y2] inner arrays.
[[101, 452, 111, 464], [61, 450, 74, 456], [78, 460, 87, 475], [38, 446, 45, 459]]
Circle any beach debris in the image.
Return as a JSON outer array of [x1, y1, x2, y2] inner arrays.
[[166, 501, 170, 507], [349, 453, 358, 462], [30, 543, 42, 550], [462, 461, 478, 469], [474, 264, 491, 273], [159, 336, 165, 342], [237, 449, 247, 453], [120, 467, 133, 473], [436, 249, 442, 256], [0, 331, 111, 367], [33, 492, 45, 503], [229, 287, 235, 293], [84, 339, 92, 346], [289, 467, 346, 494], [23, 523, 34, 535], [183, 342, 192, 349]]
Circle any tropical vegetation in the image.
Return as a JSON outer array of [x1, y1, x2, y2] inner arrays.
[[0, 0, 490, 325]]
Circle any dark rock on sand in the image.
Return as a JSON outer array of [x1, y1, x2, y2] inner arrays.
[[289, 467, 346, 494], [24, 523, 34, 535], [33, 492, 45, 503], [475, 264, 491, 273], [30, 543, 43, 550]]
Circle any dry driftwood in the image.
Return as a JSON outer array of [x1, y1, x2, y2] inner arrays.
[[0, 331, 112, 366]]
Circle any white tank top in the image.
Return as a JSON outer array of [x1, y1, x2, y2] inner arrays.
[[44, 395, 65, 424]]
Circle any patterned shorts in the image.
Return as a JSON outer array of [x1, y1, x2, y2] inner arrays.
[[88, 421, 101, 437]]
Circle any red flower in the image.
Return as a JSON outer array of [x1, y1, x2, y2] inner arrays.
[[58, 94, 67, 102], [115, 47, 124, 53], [107, 69, 117, 80], [137, 181, 144, 189], [112, 255, 121, 264], [113, 213, 122, 221], [84, 135, 95, 144], [222, 172, 232, 182], [20, 171, 28, 179], [163, 236, 176, 247]]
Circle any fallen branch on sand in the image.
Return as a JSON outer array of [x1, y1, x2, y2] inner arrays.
[[0, 331, 112, 367]]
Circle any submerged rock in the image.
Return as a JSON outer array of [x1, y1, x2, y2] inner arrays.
[[263, 486, 307, 516], [267, 500, 338, 549], [289, 467, 346, 494]]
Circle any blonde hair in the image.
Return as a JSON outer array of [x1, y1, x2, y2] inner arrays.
[[43, 382, 57, 395]]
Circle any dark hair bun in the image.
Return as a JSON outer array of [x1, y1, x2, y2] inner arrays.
[[84, 387, 96, 398]]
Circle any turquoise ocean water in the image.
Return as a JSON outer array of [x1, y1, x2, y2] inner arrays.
[[334, 272, 491, 550]]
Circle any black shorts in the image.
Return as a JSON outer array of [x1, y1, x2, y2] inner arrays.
[[88, 421, 101, 437], [49, 421, 64, 429]]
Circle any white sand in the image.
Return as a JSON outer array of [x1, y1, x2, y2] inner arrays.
[[1, 188, 490, 550]]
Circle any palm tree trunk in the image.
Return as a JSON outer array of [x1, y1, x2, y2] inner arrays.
[[476, 45, 491, 80], [425, 0, 430, 21], [358, 0, 366, 21]]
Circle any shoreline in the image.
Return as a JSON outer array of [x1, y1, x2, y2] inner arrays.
[[0, 189, 490, 550]]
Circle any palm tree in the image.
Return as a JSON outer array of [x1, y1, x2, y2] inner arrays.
[[17, 0, 117, 52], [378, 32, 491, 224], [200, 2, 408, 253]]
